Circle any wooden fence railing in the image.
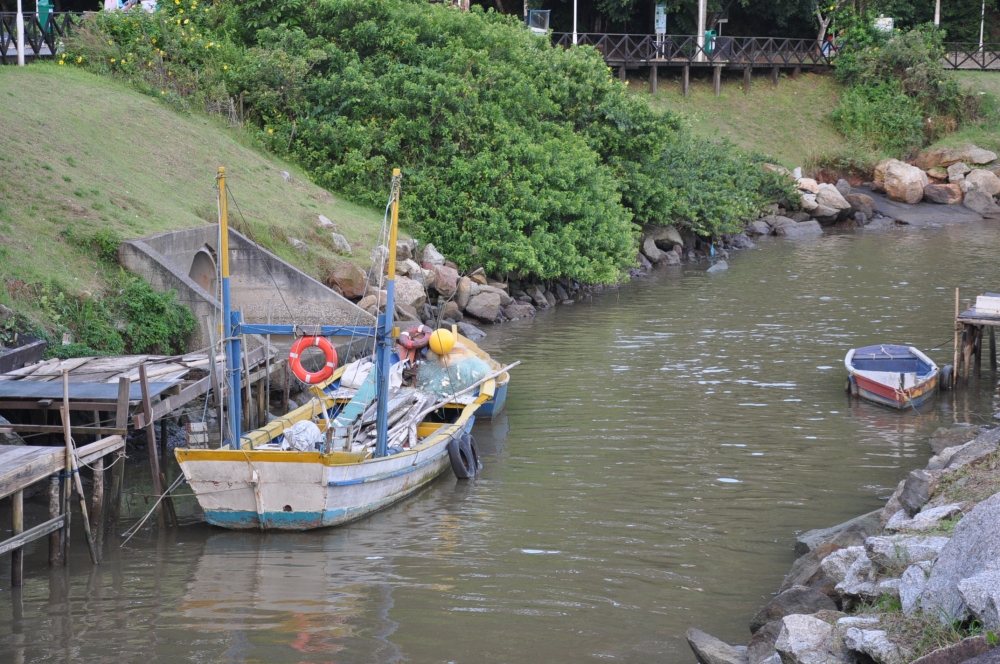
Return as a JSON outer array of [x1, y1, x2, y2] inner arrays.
[[553, 32, 1000, 72], [0, 12, 84, 65]]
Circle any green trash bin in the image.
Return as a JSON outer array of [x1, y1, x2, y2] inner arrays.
[[37, 0, 52, 32], [704, 29, 717, 54]]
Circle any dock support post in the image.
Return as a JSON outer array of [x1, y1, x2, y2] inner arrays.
[[283, 364, 291, 414], [990, 327, 996, 372], [619, 65, 626, 82], [90, 457, 104, 536], [791, 66, 800, 80], [61, 372, 72, 565], [682, 65, 690, 97], [11, 489, 23, 587], [109, 451, 124, 528], [139, 364, 166, 529], [975, 326, 983, 378], [954, 288, 961, 388], [771, 66, 779, 87], [713, 66, 722, 96], [650, 65, 657, 94], [48, 476, 60, 566], [743, 67, 751, 93]]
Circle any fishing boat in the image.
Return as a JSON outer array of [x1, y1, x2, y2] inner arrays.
[[175, 168, 515, 530], [844, 345, 938, 410]]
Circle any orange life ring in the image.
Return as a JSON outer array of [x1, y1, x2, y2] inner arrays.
[[288, 336, 338, 384], [398, 325, 432, 350]]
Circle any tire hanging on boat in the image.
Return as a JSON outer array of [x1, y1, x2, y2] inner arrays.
[[289, 336, 338, 385], [466, 433, 483, 471], [448, 434, 477, 479]]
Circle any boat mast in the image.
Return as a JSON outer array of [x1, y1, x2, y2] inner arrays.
[[375, 169, 402, 458], [218, 167, 242, 447]]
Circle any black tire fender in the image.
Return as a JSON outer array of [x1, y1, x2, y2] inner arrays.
[[466, 434, 483, 471], [448, 435, 476, 480]]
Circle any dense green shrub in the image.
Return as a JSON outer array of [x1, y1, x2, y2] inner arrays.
[[70, 0, 795, 281], [831, 11, 982, 155]]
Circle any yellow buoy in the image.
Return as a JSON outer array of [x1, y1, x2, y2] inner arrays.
[[429, 328, 456, 355]]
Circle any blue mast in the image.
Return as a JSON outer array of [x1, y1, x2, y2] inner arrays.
[[375, 169, 402, 458]]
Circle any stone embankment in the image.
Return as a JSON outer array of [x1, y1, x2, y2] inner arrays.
[[685, 424, 1000, 664]]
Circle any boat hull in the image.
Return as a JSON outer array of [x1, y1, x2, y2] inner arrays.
[[178, 419, 473, 531], [852, 372, 938, 410], [478, 379, 508, 417]]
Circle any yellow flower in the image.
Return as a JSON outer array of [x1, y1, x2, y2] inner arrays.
[[111, 57, 116, 62], [161, 90, 165, 94], [58, 60, 65, 65], [77, 56, 82, 63], [108, 40, 113, 45], [223, 64, 228, 70], [268, 128, 274, 134], [179, 8, 183, 12], [148, 61, 152, 66], [152, 38, 156, 43], [184, 18, 189, 23]]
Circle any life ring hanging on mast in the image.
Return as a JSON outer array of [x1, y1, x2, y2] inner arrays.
[[289, 336, 338, 384]]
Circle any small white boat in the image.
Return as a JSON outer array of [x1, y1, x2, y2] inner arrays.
[[845, 344, 938, 410], [175, 168, 514, 530]]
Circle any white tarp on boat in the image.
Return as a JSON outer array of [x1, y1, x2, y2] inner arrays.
[[854, 370, 917, 389]]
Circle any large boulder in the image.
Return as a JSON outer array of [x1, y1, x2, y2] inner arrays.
[[431, 264, 459, 299], [780, 542, 841, 593], [958, 570, 1000, 629], [842, 628, 904, 664], [899, 469, 938, 516], [464, 292, 503, 322], [394, 275, 428, 310], [865, 535, 949, 571], [643, 224, 684, 249], [918, 145, 998, 169], [685, 628, 749, 664], [749, 586, 837, 634], [776, 221, 823, 237], [421, 243, 445, 266], [948, 161, 972, 183], [900, 560, 934, 614], [330, 233, 352, 256], [966, 169, 1000, 197], [926, 166, 949, 181], [502, 303, 536, 320], [526, 285, 550, 310], [872, 158, 894, 192], [479, 284, 514, 306], [920, 492, 1000, 623], [930, 425, 982, 455], [796, 510, 882, 557], [325, 263, 368, 299], [774, 614, 852, 664], [964, 191, 1000, 217], [748, 621, 783, 664], [800, 193, 819, 212], [747, 220, 773, 236], [797, 177, 820, 193], [456, 321, 487, 341], [923, 184, 964, 205], [845, 193, 876, 218], [884, 160, 930, 204], [455, 276, 473, 311], [835, 179, 852, 197], [816, 184, 852, 215], [943, 428, 1000, 469], [641, 236, 664, 263], [910, 636, 993, 664], [821, 546, 867, 584]]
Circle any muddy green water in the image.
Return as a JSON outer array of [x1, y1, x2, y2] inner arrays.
[[4, 222, 1000, 663]]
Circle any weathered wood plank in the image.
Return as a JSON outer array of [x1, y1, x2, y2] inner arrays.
[[0, 447, 63, 500], [0, 515, 66, 557], [0, 424, 127, 435], [77, 435, 125, 466]]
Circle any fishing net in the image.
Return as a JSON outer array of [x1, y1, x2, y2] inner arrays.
[[417, 346, 491, 399]]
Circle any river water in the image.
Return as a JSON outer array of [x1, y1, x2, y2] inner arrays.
[[3, 221, 1000, 663]]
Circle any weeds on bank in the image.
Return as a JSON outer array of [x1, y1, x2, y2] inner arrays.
[[851, 593, 986, 660], [935, 450, 1000, 505]]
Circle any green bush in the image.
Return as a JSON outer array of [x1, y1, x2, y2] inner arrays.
[[831, 82, 925, 154], [70, 0, 795, 281]]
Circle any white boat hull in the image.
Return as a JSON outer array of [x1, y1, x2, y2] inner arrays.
[[178, 422, 466, 530]]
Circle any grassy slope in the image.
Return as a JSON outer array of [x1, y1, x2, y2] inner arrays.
[[0, 64, 387, 315], [638, 70, 846, 170], [925, 71, 1000, 154]]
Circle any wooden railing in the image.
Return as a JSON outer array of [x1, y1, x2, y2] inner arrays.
[[553, 33, 1000, 72], [0, 12, 84, 65]]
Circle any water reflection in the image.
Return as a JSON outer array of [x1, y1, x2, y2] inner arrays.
[[3, 222, 1000, 662]]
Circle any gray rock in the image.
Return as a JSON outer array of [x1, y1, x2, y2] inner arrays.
[[394, 276, 427, 310], [930, 425, 983, 455], [796, 510, 882, 557], [421, 243, 446, 266], [455, 277, 473, 311], [900, 560, 934, 615], [964, 191, 1000, 217], [845, 193, 876, 218], [326, 263, 367, 299], [945, 427, 1000, 469], [774, 614, 851, 664], [910, 636, 992, 664], [816, 183, 852, 212], [763, 214, 797, 228], [395, 240, 412, 261], [371, 244, 390, 268], [842, 628, 904, 664], [865, 535, 950, 572], [949, 161, 972, 182], [330, 233, 352, 256], [685, 628, 749, 664], [729, 232, 754, 249], [643, 224, 684, 249], [288, 237, 309, 254], [880, 479, 908, 528], [811, 204, 842, 224], [396, 258, 420, 277], [748, 620, 782, 664], [835, 179, 852, 197], [749, 586, 837, 634], [526, 285, 550, 310], [777, 220, 824, 237], [958, 570, 1000, 629], [0, 414, 26, 445], [636, 251, 653, 271], [800, 193, 819, 212], [884, 504, 963, 534], [780, 543, 840, 593], [964, 649, 1000, 664], [900, 469, 939, 516], [544, 290, 556, 308], [439, 301, 463, 323], [479, 284, 513, 307], [464, 292, 503, 323], [554, 283, 570, 302], [707, 261, 729, 274], [968, 170, 1000, 197], [317, 214, 335, 229], [923, 183, 964, 205], [758, 656, 781, 664], [835, 549, 877, 598], [788, 211, 811, 222], [661, 250, 681, 266], [502, 303, 536, 320], [641, 236, 664, 263], [921, 492, 1000, 623], [456, 322, 487, 341], [855, 212, 868, 226], [821, 546, 867, 584]]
